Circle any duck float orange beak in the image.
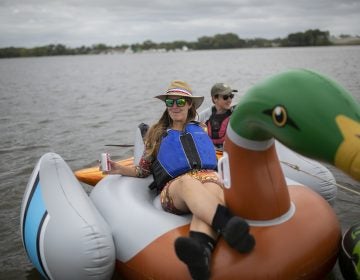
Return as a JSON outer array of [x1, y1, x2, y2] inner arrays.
[[21, 69, 360, 280]]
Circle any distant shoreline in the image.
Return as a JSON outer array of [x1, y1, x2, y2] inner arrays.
[[1, 30, 359, 59]]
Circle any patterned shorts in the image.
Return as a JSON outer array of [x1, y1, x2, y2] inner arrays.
[[160, 169, 223, 215]]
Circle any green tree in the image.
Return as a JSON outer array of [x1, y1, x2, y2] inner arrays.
[[282, 29, 331, 47], [142, 40, 157, 50], [92, 43, 110, 54]]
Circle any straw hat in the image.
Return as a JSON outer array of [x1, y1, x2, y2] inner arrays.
[[154, 80, 204, 109]]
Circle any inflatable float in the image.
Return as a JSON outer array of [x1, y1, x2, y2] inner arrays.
[[75, 127, 338, 204], [20, 69, 360, 279]]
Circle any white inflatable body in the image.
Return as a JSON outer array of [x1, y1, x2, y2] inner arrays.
[[20, 153, 115, 280], [20, 129, 338, 279], [276, 141, 337, 204]]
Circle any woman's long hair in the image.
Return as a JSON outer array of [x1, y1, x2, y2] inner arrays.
[[145, 99, 197, 159]]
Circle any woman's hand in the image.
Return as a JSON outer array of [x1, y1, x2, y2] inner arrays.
[[100, 160, 139, 177], [101, 160, 123, 175]]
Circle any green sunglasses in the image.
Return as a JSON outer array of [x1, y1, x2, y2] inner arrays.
[[165, 98, 187, 107]]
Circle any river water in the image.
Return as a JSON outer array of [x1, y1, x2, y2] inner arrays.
[[1, 46, 360, 279]]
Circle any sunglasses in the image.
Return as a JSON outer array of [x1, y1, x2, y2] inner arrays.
[[222, 93, 234, 101], [165, 98, 187, 107]]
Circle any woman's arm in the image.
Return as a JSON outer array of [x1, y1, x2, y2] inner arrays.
[[102, 153, 152, 178], [103, 160, 138, 177]]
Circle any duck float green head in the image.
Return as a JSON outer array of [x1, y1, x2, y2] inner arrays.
[[223, 68, 360, 279], [229, 69, 360, 179]]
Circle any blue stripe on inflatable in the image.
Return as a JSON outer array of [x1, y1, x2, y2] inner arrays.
[[22, 174, 49, 279]]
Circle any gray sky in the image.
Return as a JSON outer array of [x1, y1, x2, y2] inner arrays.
[[1, 0, 359, 48]]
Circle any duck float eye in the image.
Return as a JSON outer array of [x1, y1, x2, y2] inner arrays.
[[272, 106, 287, 127], [263, 106, 299, 130]]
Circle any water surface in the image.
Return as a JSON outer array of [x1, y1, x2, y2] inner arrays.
[[1, 46, 360, 279]]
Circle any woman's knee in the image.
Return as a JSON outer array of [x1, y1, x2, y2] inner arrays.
[[176, 175, 199, 191], [177, 174, 195, 185], [204, 182, 225, 203], [172, 176, 208, 201]]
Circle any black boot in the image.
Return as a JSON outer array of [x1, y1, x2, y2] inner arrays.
[[174, 232, 215, 280], [222, 216, 255, 253], [211, 204, 255, 253]]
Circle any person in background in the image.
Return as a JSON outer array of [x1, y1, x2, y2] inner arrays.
[[198, 83, 237, 150], [103, 80, 254, 280]]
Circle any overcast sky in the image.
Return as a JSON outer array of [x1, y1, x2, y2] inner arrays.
[[1, 0, 359, 48]]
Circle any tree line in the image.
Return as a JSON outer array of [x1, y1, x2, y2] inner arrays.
[[0, 29, 349, 58]]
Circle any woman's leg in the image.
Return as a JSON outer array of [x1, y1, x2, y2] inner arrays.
[[165, 174, 255, 251], [168, 174, 223, 230], [188, 181, 224, 239], [166, 174, 255, 279], [167, 175, 222, 279]]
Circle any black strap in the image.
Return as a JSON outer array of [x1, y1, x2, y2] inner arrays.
[[150, 158, 173, 192], [180, 133, 201, 169]]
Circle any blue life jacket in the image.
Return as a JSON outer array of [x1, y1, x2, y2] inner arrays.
[[151, 122, 217, 191]]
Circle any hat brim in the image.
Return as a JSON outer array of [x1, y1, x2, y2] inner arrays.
[[217, 88, 238, 96], [155, 93, 204, 109]]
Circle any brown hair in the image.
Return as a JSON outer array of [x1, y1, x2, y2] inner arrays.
[[145, 99, 197, 158]]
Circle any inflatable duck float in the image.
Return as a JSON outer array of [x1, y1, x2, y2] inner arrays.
[[20, 69, 360, 279], [74, 134, 338, 204]]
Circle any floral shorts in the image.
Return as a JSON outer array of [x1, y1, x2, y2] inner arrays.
[[160, 169, 223, 215]]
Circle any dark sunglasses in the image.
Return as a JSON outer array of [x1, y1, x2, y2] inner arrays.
[[222, 93, 234, 101], [165, 98, 187, 107]]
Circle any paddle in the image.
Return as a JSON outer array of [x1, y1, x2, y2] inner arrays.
[[104, 123, 149, 148], [105, 144, 134, 147]]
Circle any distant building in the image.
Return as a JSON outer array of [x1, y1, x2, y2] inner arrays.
[[330, 35, 360, 45]]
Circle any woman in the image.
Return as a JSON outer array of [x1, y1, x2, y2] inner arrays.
[[104, 80, 254, 280]]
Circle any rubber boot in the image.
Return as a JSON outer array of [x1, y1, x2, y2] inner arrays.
[[174, 232, 215, 280], [212, 204, 255, 253]]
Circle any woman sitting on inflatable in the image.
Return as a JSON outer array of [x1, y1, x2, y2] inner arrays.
[[103, 80, 255, 280]]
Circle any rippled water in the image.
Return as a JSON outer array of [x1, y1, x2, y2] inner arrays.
[[1, 46, 360, 279]]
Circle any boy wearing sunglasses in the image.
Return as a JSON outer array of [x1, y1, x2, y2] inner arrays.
[[104, 80, 254, 279], [199, 83, 238, 150]]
